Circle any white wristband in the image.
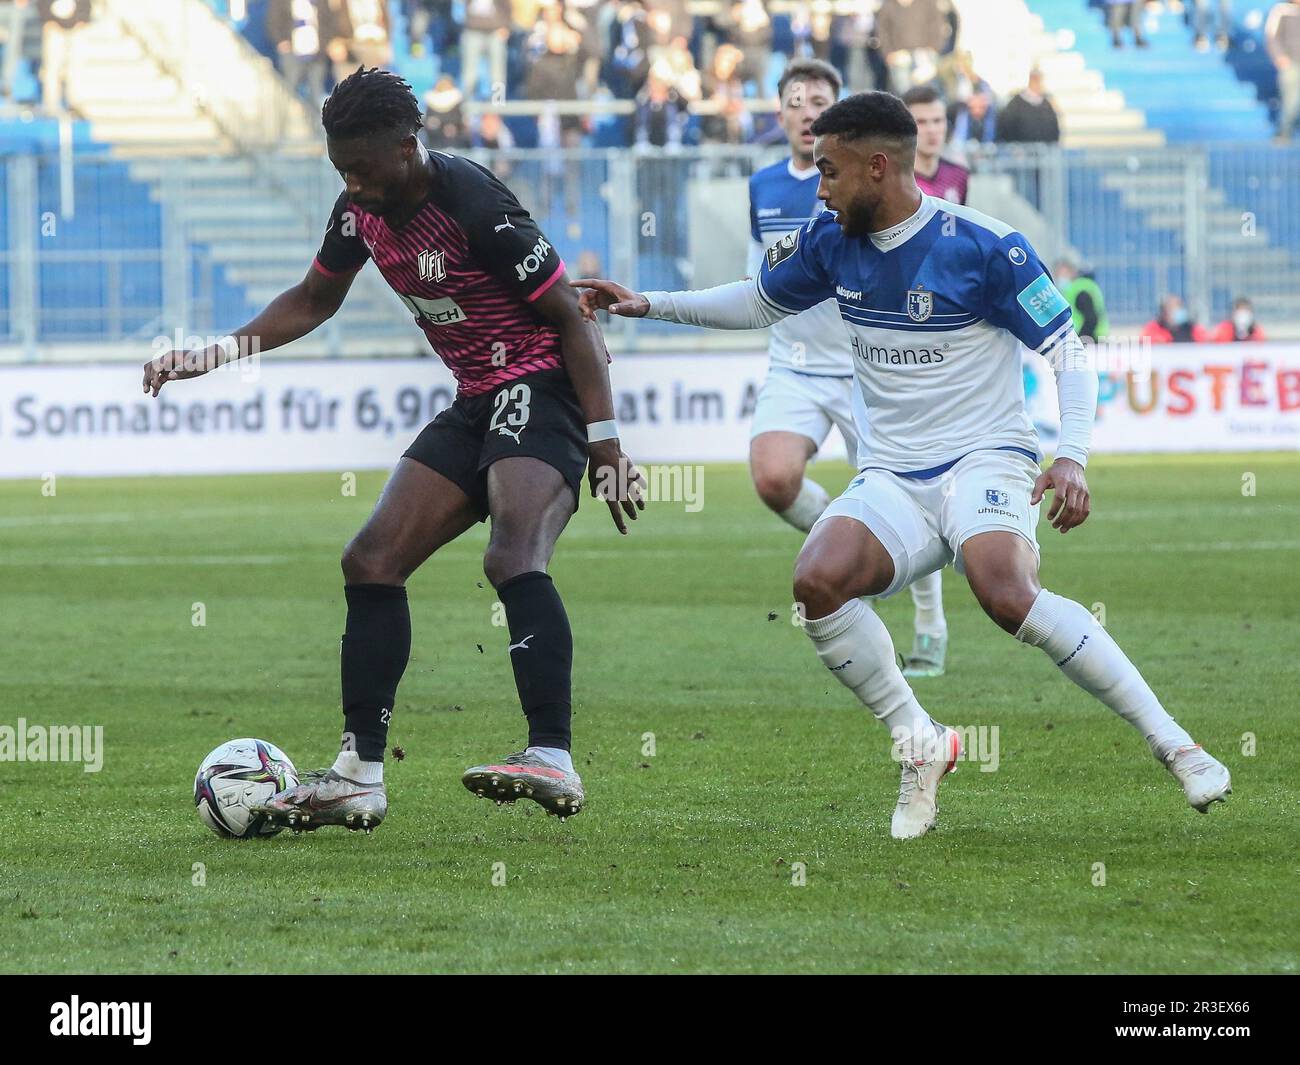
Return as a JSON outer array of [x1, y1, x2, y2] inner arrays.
[[586, 419, 618, 443], [215, 334, 240, 363]]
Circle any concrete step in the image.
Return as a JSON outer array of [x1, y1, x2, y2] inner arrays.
[[1062, 109, 1148, 132], [84, 115, 224, 142], [207, 241, 320, 261], [175, 199, 307, 223], [71, 76, 185, 102], [78, 100, 207, 122], [1063, 130, 1164, 148], [108, 141, 240, 159]]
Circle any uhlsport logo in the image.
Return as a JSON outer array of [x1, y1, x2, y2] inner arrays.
[[985, 489, 1009, 506], [50, 996, 151, 1045], [418, 246, 446, 283], [906, 287, 933, 322]]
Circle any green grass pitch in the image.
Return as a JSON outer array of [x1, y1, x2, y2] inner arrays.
[[1, 453, 1296, 974]]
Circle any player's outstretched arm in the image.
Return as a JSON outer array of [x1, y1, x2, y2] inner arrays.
[[1031, 331, 1098, 534], [570, 277, 789, 331], [142, 265, 357, 397], [535, 278, 647, 535]]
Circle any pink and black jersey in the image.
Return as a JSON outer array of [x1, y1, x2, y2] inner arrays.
[[915, 157, 970, 205], [314, 151, 567, 396]]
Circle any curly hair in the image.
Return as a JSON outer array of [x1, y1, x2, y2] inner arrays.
[[321, 66, 423, 140], [810, 91, 917, 147]]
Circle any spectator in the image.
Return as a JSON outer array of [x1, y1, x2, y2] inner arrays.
[[1140, 296, 1208, 344], [420, 76, 466, 148], [524, 0, 586, 132], [1106, 1, 1149, 50], [1054, 257, 1109, 342], [473, 109, 516, 152], [833, 5, 878, 93], [1212, 297, 1266, 342], [461, 0, 512, 100], [902, 85, 969, 203], [1189, 0, 1232, 52], [327, 0, 393, 81], [947, 83, 995, 149], [875, 0, 948, 95], [575, 249, 603, 279], [996, 69, 1060, 145], [700, 42, 752, 144], [404, 1, 444, 58], [4, 0, 33, 105], [607, 1, 651, 99], [1266, 0, 1300, 142], [789, 1, 835, 64], [633, 67, 688, 148], [267, 0, 335, 105], [566, 0, 608, 96], [38, 0, 91, 114], [720, 0, 774, 95]]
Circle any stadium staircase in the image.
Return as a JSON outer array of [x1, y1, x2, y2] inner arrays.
[[961, 0, 1298, 322], [57, 0, 410, 348]]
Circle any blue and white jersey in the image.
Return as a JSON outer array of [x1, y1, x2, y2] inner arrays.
[[756, 193, 1073, 473], [748, 158, 851, 377]]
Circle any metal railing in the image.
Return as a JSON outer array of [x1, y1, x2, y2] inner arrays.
[[1, 141, 1297, 359]]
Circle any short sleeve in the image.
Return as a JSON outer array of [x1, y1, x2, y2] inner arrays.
[[460, 161, 566, 302], [755, 215, 836, 316], [313, 191, 369, 277], [748, 175, 760, 243], [981, 233, 1073, 352]]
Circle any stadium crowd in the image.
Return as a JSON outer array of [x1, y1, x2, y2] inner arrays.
[[2, 2, 1296, 143]]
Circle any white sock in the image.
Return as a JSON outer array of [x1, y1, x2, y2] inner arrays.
[[1016, 589, 1194, 761], [526, 745, 574, 774], [909, 569, 947, 637], [803, 598, 936, 756], [777, 477, 831, 533], [332, 749, 383, 784]]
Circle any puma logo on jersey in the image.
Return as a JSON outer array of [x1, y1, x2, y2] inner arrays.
[[496, 424, 524, 444], [495, 215, 515, 232], [508, 635, 534, 653]]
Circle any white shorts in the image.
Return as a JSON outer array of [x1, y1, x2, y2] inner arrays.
[[750, 367, 859, 459], [815, 449, 1042, 598]]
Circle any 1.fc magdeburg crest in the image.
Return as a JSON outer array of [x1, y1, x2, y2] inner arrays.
[[907, 288, 933, 322], [418, 247, 446, 283]]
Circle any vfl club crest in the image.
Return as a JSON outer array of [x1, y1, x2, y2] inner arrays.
[[985, 489, 1010, 507], [907, 287, 933, 322], [418, 247, 446, 283]]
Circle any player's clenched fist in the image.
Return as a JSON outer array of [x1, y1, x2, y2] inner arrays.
[[569, 278, 650, 322], [142, 347, 215, 397], [1031, 457, 1091, 533]]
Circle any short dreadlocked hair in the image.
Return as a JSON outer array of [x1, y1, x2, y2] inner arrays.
[[811, 91, 917, 154], [321, 67, 422, 141]]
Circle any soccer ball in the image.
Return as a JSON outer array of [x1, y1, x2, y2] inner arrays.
[[194, 738, 298, 838]]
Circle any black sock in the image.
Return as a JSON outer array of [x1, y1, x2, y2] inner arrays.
[[340, 583, 410, 762], [496, 571, 572, 751]]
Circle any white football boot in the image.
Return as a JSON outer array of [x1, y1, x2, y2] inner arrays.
[[1163, 744, 1231, 812], [890, 723, 962, 840]]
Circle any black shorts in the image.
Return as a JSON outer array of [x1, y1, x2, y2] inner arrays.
[[403, 368, 588, 519]]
